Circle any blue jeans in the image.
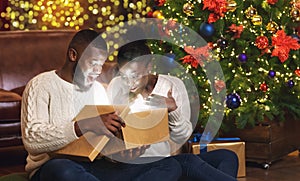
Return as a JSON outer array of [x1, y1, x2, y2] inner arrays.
[[174, 149, 238, 181], [30, 157, 182, 181]]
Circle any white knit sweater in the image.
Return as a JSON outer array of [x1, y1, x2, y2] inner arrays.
[[21, 70, 109, 178], [107, 74, 193, 157]]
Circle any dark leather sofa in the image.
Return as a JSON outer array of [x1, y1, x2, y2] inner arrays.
[[0, 30, 118, 152]]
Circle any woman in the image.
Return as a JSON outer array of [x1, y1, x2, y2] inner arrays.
[[107, 40, 239, 181]]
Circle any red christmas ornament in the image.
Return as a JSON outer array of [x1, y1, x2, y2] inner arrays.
[[260, 83, 268, 92], [267, 0, 278, 5], [255, 36, 269, 49], [295, 69, 300, 77], [147, 11, 153, 18], [155, 0, 166, 6]]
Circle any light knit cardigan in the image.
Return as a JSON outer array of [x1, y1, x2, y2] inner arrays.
[[21, 70, 109, 178]]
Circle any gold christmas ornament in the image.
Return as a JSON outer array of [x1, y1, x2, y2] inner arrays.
[[251, 15, 262, 26], [245, 6, 257, 19], [266, 21, 279, 33], [152, 10, 164, 19], [227, 0, 237, 12], [183, 2, 195, 16], [290, 7, 300, 21]]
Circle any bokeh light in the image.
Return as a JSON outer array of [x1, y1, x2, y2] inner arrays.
[[0, 0, 152, 61]]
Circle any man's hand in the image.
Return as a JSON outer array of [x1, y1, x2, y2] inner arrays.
[[75, 112, 125, 137], [100, 112, 126, 135]]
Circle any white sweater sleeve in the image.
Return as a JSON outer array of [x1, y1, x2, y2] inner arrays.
[[153, 75, 193, 144], [21, 78, 78, 155]]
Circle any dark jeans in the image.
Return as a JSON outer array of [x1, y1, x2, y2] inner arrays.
[[31, 149, 238, 181], [30, 156, 182, 181], [175, 149, 238, 181]]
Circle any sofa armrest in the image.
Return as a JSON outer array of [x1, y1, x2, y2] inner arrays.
[[0, 89, 22, 102]]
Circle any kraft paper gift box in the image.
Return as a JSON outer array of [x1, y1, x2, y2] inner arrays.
[[190, 141, 246, 177], [55, 105, 169, 161]]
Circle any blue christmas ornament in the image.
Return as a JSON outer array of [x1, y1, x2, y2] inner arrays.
[[226, 93, 241, 109], [199, 22, 215, 37], [268, 70, 276, 78], [165, 53, 176, 63], [287, 80, 294, 88], [238, 53, 248, 63]]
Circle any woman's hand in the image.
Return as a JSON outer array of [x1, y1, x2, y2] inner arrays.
[[165, 89, 177, 112], [110, 145, 150, 161]]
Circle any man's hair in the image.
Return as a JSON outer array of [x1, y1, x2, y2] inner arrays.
[[68, 29, 107, 55], [117, 40, 151, 67]]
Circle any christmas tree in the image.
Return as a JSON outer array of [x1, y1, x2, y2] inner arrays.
[[147, 0, 300, 130], [1, 0, 300, 131]]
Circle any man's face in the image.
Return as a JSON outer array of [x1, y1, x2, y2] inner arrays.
[[74, 47, 107, 91], [119, 61, 149, 95]]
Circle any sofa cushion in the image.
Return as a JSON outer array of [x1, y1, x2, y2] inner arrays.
[[0, 89, 21, 102], [0, 102, 21, 120]]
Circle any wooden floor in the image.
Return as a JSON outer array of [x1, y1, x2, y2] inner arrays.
[[1, 148, 300, 180], [238, 151, 300, 181]]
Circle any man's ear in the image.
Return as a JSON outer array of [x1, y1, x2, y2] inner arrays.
[[68, 48, 78, 62]]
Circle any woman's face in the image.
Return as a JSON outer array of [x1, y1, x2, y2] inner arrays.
[[119, 61, 149, 95]]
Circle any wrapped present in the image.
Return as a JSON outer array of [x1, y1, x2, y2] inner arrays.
[[188, 134, 246, 177]]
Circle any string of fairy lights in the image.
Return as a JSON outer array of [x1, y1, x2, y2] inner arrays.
[[1, 0, 299, 109], [146, 0, 299, 121]]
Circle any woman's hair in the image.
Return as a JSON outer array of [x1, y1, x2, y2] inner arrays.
[[117, 40, 151, 67]]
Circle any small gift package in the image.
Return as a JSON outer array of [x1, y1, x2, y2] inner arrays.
[[188, 133, 246, 177]]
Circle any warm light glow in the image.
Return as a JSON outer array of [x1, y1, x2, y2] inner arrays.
[[2, 0, 150, 35]]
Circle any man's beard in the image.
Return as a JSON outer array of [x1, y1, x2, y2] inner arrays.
[[73, 66, 92, 92]]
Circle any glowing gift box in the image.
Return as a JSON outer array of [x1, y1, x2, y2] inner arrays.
[[55, 105, 169, 161]]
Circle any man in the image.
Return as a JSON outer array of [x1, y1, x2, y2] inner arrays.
[[107, 40, 239, 181], [21, 29, 182, 181]]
